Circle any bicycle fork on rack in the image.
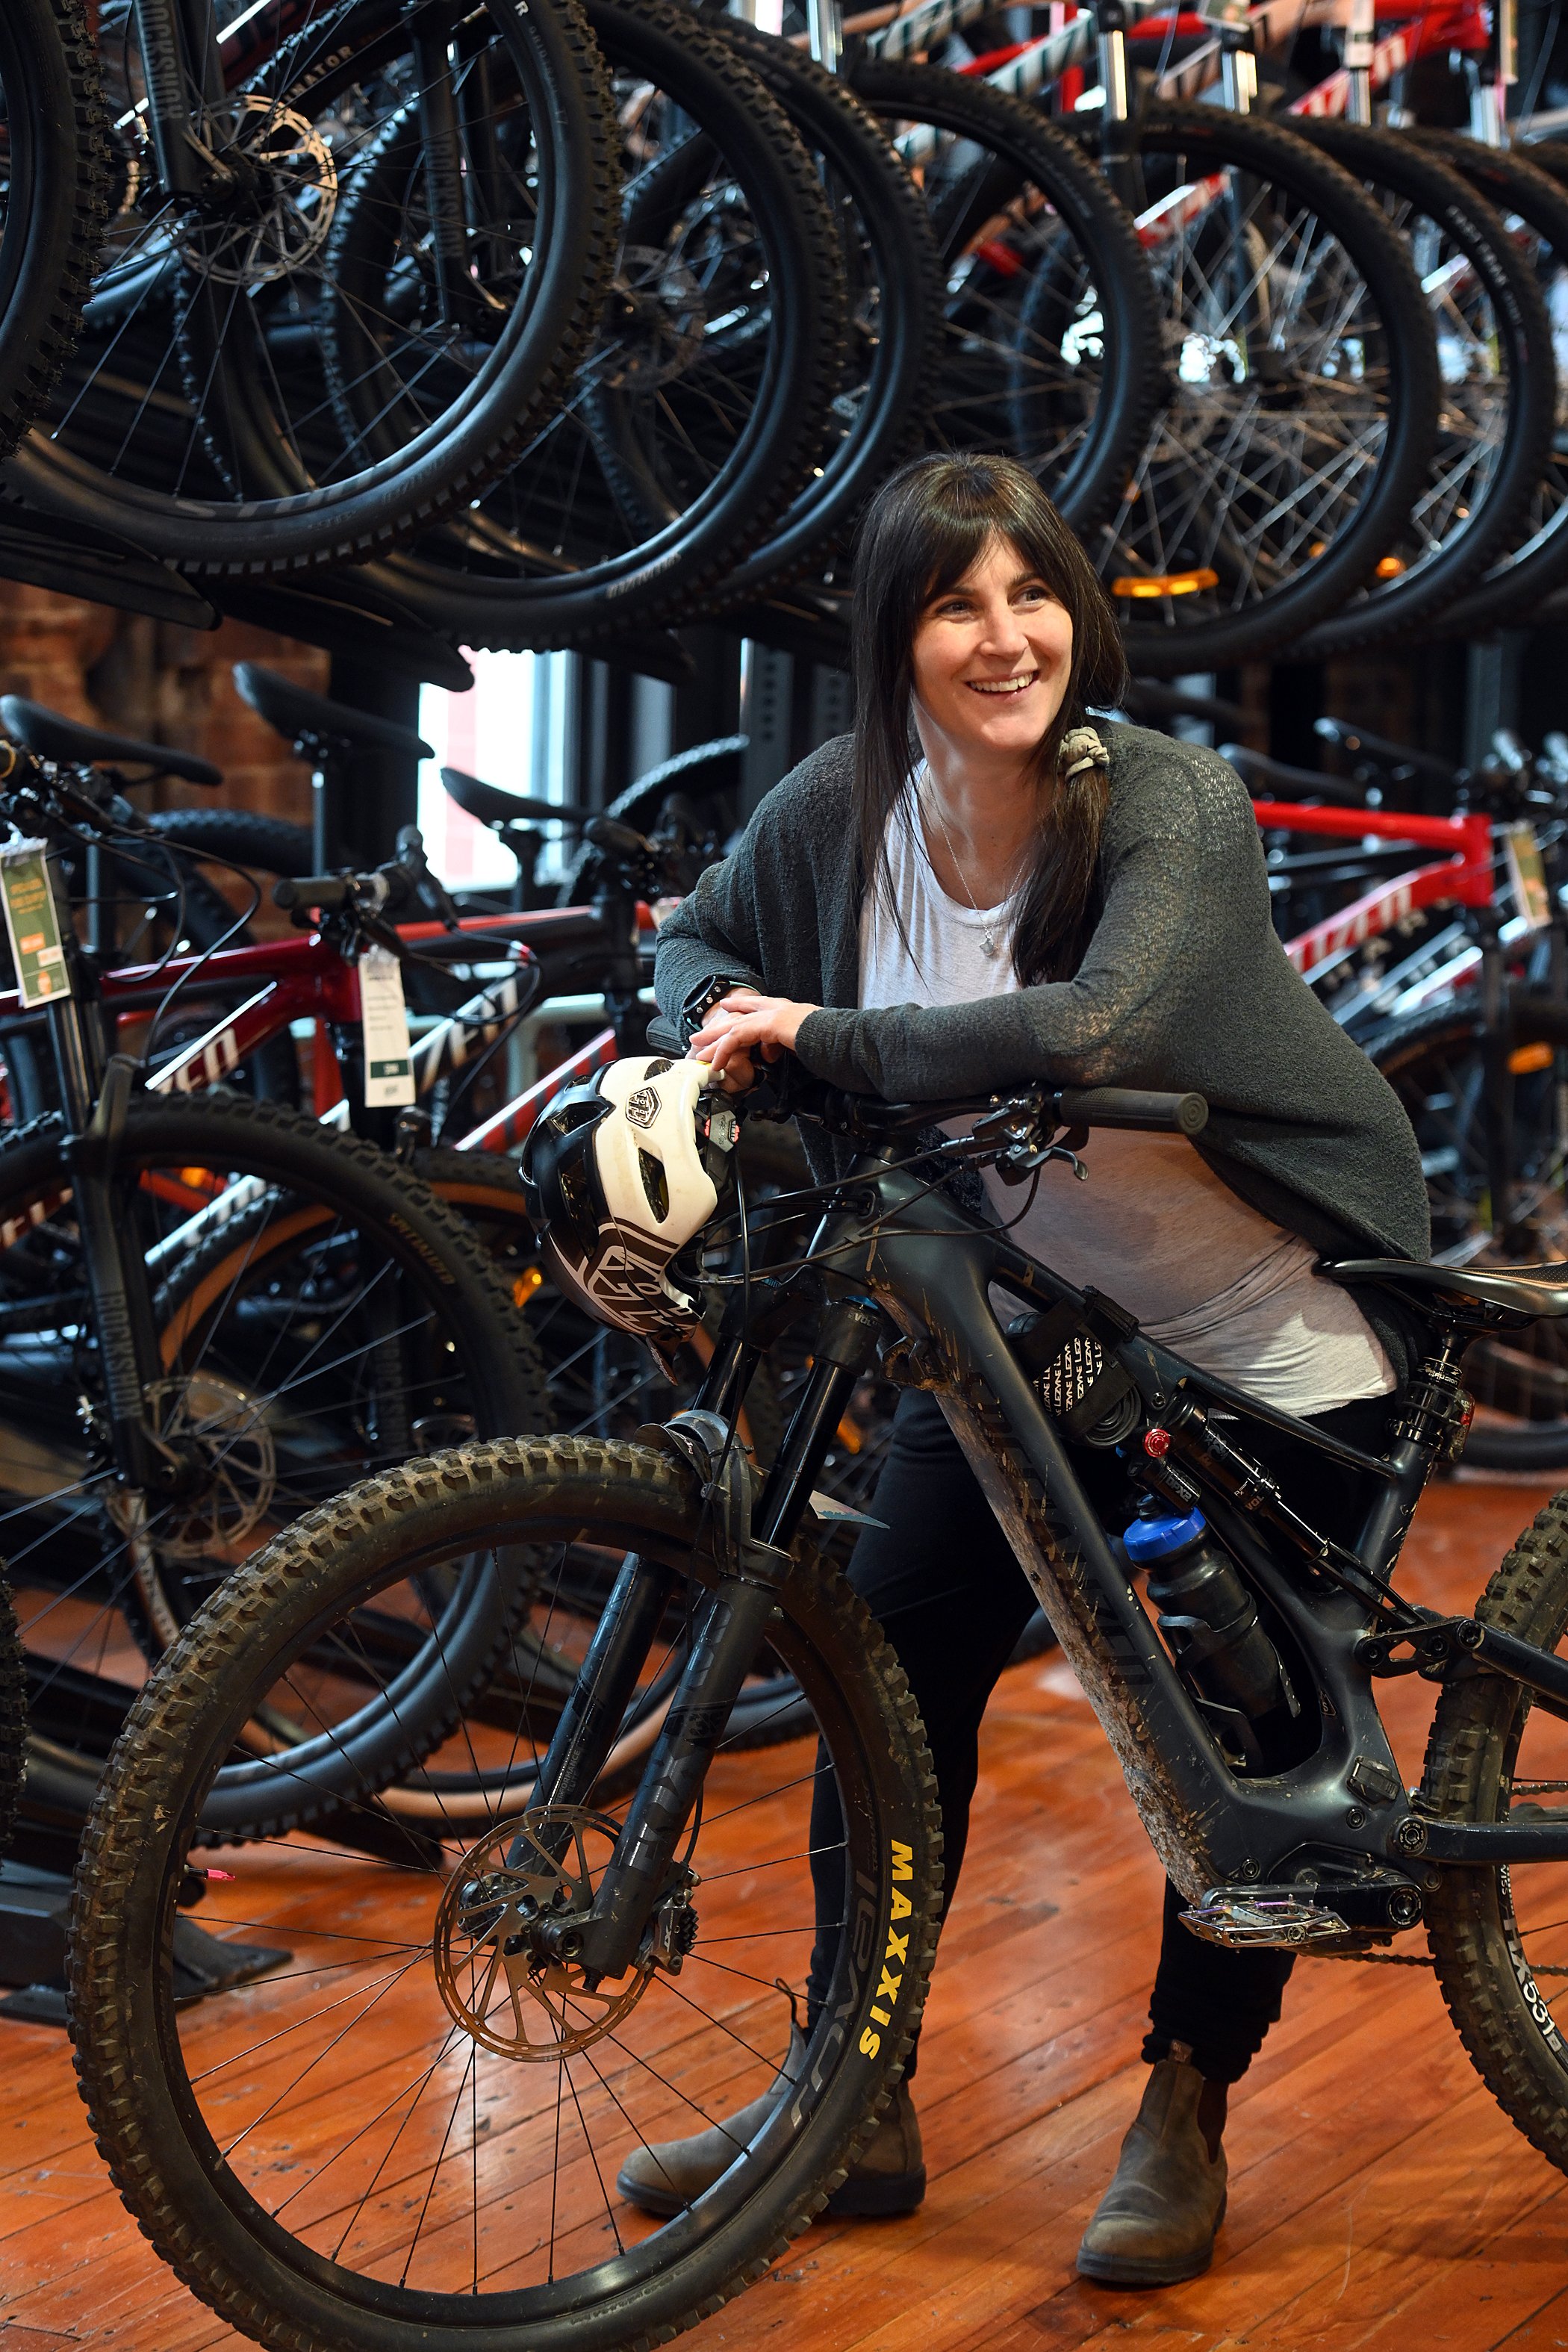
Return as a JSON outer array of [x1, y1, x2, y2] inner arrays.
[[31, 851, 208, 1642]]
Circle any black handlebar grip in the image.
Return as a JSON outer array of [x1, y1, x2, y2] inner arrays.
[[644, 1014, 686, 1057], [1054, 1086, 1208, 1136], [273, 874, 352, 912]]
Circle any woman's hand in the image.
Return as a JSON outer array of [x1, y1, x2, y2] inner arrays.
[[687, 990, 819, 1095]]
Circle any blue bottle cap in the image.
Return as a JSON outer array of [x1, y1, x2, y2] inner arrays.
[[1121, 1507, 1207, 1564]]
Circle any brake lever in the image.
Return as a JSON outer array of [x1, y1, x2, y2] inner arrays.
[[395, 823, 462, 930]]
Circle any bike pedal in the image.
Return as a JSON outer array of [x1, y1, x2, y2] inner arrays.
[[1180, 1889, 1353, 1949]]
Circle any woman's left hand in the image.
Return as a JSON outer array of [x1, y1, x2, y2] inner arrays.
[[688, 990, 819, 1093]]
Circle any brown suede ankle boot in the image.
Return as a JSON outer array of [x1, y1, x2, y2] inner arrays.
[[1075, 2056, 1228, 2287], [617, 2030, 924, 2221]]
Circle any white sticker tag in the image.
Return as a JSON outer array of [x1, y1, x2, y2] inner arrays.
[[1504, 821, 1552, 932], [0, 840, 71, 1007], [358, 944, 415, 1107]]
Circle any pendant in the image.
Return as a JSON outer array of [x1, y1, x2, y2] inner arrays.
[[980, 933, 998, 958]]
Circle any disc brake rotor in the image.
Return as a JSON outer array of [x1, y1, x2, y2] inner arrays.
[[435, 1805, 665, 2061], [175, 97, 337, 287], [140, 1370, 277, 1559]]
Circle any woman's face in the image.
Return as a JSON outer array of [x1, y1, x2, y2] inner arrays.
[[909, 534, 1074, 774]]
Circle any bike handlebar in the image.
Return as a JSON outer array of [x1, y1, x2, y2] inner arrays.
[[642, 1014, 1208, 1143], [1313, 716, 1460, 789], [1051, 1086, 1208, 1135], [273, 873, 355, 913]]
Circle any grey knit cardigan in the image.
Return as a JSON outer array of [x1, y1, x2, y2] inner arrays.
[[654, 724, 1431, 1287]]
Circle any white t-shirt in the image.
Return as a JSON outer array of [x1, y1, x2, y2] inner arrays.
[[857, 782, 1393, 1416]]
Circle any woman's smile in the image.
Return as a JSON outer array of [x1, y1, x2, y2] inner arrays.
[[966, 671, 1038, 696]]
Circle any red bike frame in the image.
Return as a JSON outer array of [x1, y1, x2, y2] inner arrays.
[[0, 900, 644, 1155], [1251, 801, 1496, 980]]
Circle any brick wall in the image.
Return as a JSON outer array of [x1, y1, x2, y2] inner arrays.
[[0, 580, 324, 830]]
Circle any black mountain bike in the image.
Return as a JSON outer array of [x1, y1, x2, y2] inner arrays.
[[68, 1042, 1568, 2349]]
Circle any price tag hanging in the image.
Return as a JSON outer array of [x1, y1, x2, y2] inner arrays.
[[0, 840, 71, 1007], [358, 943, 416, 1107], [1503, 821, 1552, 933]]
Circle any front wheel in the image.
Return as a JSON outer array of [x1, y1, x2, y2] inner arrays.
[[1424, 1492, 1568, 2174], [69, 1437, 940, 2350]]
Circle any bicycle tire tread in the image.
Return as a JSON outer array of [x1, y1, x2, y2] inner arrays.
[[1422, 1491, 1568, 2172], [0, 0, 111, 460], [68, 1437, 942, 2352]]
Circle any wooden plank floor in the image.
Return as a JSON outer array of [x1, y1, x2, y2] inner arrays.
[[5, 1470, 1568, 2348]]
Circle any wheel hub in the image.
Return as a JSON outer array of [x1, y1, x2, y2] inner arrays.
[[175, 97, 337, 286], [591, 247, 706, 391], [434, 1805, 697, 2061], [137, 1370, 276, 1558]]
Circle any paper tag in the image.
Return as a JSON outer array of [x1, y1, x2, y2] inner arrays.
[[358, 945, 415, 1107], [1504, 821, 1552, 931], [0, 841, 70, 1007]]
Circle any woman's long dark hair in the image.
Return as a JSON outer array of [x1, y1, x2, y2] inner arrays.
[[851, 453, 1127, 986]]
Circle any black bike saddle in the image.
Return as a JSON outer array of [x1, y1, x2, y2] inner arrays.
[[1324, 1259, 1568, 1324], [441, 766, 593, 830], [233, 664, 432, 763], [0, 695, 223, 786]]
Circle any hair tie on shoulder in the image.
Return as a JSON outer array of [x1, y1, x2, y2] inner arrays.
[[1058, 724, 1110, 783]]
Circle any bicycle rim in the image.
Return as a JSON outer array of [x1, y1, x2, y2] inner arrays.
[[1094, 105, 1440, 671], [69, 1438, 939, 2347]]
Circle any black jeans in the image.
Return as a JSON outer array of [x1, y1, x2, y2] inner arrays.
[[806, 1382, 1390, 2085]]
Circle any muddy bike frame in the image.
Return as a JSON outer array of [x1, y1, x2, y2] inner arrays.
[[529, 1071, 1568, 1988]]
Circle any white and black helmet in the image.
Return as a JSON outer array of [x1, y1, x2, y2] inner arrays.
[[521, 1054, 738, 1340]]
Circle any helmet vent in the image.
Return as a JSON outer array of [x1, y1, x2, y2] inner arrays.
[[638, 1148, 670, 1222]]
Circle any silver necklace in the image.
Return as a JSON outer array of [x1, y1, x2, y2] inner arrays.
[[924, 783, 1019, 959]]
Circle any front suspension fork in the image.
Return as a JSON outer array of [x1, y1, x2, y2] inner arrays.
[[552, 1295, 884, 1983], [131, 0, 231, 202]]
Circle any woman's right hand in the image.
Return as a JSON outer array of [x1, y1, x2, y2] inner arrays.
[[688, 989, 818, 1095]]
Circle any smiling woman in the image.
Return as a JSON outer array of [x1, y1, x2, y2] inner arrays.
[[662, 450, 1431, 2289]]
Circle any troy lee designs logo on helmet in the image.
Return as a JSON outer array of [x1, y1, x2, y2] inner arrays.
[[623, 1085, 660, 1130]]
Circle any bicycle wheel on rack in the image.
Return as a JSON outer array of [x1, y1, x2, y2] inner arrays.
[[6, 0, 617, 574], [1084, 105, 1440, 672], [376, 0, 850, 648], [1370, 995, 1568, 1467], [689, 21, 943, 616], [11, 1093, 552, 1847], [69, 1436, 941, 2348], [1406, 134, 1568, 638], [0, 0, 107, 465], [1289, 122, 1555, 658], [848, 57, 1164, 537]]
